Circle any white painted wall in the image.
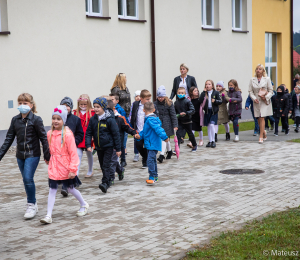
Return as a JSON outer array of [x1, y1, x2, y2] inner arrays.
[[0, 0, 252, 130]]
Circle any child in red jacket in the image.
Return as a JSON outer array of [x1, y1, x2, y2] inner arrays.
[[74, 94, 95, 178]]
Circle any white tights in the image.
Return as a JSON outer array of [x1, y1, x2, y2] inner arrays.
[[208, 123, 215, 142], [214, 123, 230, 134], [192, 130, 203, 141], [77, 148, 93, 176], [161, 141, 172, 154], [46, 188, 87, 217]]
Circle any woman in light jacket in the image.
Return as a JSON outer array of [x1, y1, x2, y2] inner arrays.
[[248, 64, 273, 144]]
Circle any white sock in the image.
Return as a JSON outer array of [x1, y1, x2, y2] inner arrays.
[[208, 124, 215, 142], [161, 141, 166, 154], [166, 141, 172, 151], [68, 188, 87, 212], [77, 148, 83, 175], [224, 123, 230, 133], [46, 188, 57, 218], [192, 130, 195, 134], [86, 150, 94, 175], [214, 125, 219, 134], [199, 131, 203, 140]]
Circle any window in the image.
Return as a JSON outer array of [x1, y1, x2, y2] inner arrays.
[[118, 0, 138, 19], [232, 0, 242, 30], [86, 0, 102, 17], [265, 33, 277, 86], [202, 0, 214, 28]]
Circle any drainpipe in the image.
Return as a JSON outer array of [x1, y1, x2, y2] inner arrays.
[[150, 0, 157, 99], [291, 0, 294, 89]]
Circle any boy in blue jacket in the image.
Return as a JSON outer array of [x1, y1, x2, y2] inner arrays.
[[136, 102, 169, 185]]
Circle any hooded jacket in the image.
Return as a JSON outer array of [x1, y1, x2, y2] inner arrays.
[[174, 97, 195, 123], [85, 110, 121, 152], [272, 91, 289, 117], [284, 89, 292, 112], [138, 114, 168, 151]]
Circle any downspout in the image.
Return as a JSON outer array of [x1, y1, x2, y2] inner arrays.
[[291, 0, 294, 89], [150, 0, 157, 99]]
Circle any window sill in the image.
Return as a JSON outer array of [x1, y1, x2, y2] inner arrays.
[[86, 15, 111, 20], [118, 18, 147, 23], [232, 29, 249, 33], [0, 31, 10, 35], [202, 27, 221, 31]]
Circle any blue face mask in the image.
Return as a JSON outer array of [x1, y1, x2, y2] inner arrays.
[[17, 105, 31, 114], [177, 94, 185, 99]]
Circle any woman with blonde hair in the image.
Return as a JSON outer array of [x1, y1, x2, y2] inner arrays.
[[0, 93, 50, 219], [248, 64, 273, 143]]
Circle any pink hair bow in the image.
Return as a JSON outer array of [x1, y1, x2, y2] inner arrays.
[[54, 108, 62, 113]]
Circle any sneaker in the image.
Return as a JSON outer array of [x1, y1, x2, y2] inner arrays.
[[154, 177, 158, 182], [293, 124, 297, 128], [40, 215, 52, 224], [61, 188, 68, 197], [234, 135, 239, 142], [285, 129, 290, 135], [133, 154, 139, 162], [76, 203, 89, 217], [265, 127, 270, 132], [270, 123, 274, 131], [274, 132, 278, 136], [166, 150, 173, 159], [121, 161, 127, 168], [142, 162, 147, 169], [157, 154, 165, 163], [206, 142, 212, 147], [146, 177, 156, 185], [191, 145, 197, 152], [211, 141, 216, 148], [215, 133, 218, 142], [172, 151, 176, 155], [226, 133, 230, 141], [118, 168, 125, 181], [99, 183, 108, 193], [24, 203, 38, 219], [108, 180, 114, 188], [253, 131, 258, 136], [295, 128, 299, 133]]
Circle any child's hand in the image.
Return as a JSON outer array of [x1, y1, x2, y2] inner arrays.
[[116, 151, 121, 157], [245, 107, 249, 110], [68, 172, 76, 179], [212, 99, 215, 103], [44, 160, 49, 165], [222, 93, 225, 97], [87, 147, 92, 152], [180, 112, 186, 116], [134, 134, 140, 139], [254, 99, 259, 103], [233, 100, 237, 103], [174, 127, 178, 131], [282, 114, 285, 117], [164, 138, 169, 143]]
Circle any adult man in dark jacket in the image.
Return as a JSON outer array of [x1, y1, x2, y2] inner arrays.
[[282, 85, 292, 134]]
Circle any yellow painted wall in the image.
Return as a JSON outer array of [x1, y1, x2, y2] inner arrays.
[[252, 0, 291, 89]]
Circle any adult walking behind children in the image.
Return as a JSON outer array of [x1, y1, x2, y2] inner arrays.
[[41, 106, 89, 224], [0, 93, 50, 219], [136, 102, 169, 185]]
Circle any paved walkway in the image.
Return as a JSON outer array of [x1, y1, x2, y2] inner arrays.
[[1, 129, 300, 260]]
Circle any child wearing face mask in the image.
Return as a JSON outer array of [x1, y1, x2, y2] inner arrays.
[[227, 80, 243, 142], [74, 94, 95, 178], [199, 80, 222, 148], [292, 85, 300, 133], [215, 81, 230, 141], [0, 93, 50, 220], [40, 106, 89, 224]]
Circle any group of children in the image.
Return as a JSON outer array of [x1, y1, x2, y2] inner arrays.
[[0, 79, 243, 224]]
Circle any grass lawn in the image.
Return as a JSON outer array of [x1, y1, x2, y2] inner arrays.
[[184, 208, 300, 260], [287, 139, 300, 143]]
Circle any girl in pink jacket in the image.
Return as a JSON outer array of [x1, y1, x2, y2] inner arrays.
[[40, 105, 89, 224]]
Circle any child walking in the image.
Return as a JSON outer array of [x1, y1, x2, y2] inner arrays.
[[227, 80, 243, 142], [199, 80, 222, 148], [174, 87, 197, 152], [154, 85, 178, 163], [0, 93, 50, 219], [293, 85, 300, 133], [215, 81, 230, 141], [272, 85, 289, 136], [74, 94, 95, 178], [85, 97, 121, 193], [136, 102, 169, 185], [129, 90, 141, 162], [40, 106, 89, 224]]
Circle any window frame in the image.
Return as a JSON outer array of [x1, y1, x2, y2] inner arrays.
[[118, 0, 139, 20], [86, 0, 103, 17], [232, 0, 242, 30], [265, 33, 278, 86], [202, 0, 214, 28]]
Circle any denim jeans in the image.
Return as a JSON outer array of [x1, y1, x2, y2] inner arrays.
[[123, 132, 128, 148], [232, 116, 239, 135], [147, 150, 158, 179], [17, 157, 40, 204], [251, 109, 259, 132], [134, 139, 139, 154], [265, 116, 275, 128]]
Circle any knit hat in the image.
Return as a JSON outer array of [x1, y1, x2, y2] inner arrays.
[[60, 96, 73, 110], [52, 105, 68, 124], [93, 97, 108, 110], [134, 90, 141, 98], [157, 85, 166, 97], [216, 81, 225, 89]]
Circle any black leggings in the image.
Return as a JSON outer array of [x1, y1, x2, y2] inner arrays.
[[177, 122, 197, 147]]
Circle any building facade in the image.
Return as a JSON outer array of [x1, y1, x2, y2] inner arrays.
[[1, 0, 253, 132]]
